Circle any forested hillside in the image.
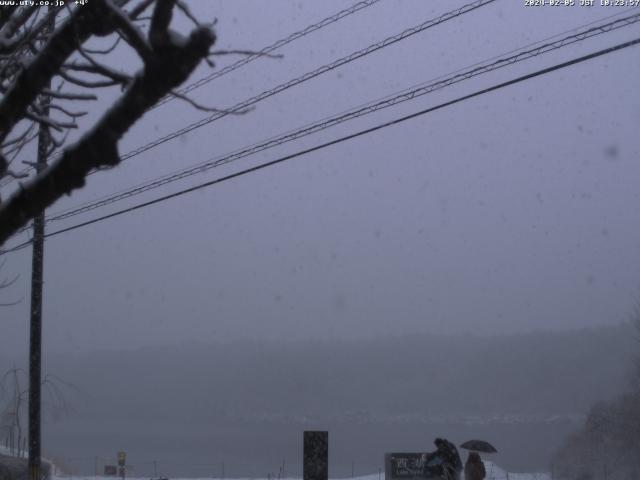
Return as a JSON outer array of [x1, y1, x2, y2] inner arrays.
[[35, 323, 636, 422]]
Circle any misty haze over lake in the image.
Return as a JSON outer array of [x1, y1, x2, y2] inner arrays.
[[0, 324, 633, 477], [1, 0, 639, 478]]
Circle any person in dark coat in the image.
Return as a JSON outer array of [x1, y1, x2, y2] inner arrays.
[[464, 452, 486, 480], [426, 438, 462, 480]]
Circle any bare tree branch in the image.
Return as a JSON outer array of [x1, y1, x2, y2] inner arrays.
[[169, 88, 252, 114], [126, 0, 156, 20], [176, 0, 201, 28], [0, 297, 22, 306], [0, 1, 117, 144], [57, 67, 120, 88], [210, 49, 283, 59], [42, 88, 98, 101], [2, 121, 36, 148], [0, 6, 38, 53], [82, 35, 121, 55], [1, 122, 38, 164], [0, 16, 216, 243], [48, 129, 71, 156], [25, 110, 77, 131], [105, 0, 153, 62], [48, 103, 88, 119], [4, 169, 29, 180], [0, 259, 20, 305], [74, 45, 132, 83], [149, 0, 176, 48], [0, 6, 19, 31]]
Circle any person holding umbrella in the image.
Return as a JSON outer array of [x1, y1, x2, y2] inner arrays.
[[459, 440, 497, 480], [464, 452, 485, 480]]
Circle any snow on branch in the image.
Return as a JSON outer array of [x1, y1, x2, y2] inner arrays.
[[149, 0, 175, 48], [104, 0, 153, 62], [0, 1, 116, 145], [41, 88, 98, 101], [0, 1, 216, 244], [0, 6, 37, 54]]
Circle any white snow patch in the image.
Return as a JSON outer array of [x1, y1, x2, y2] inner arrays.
[[51, 467, 551, 480], [0, 448, 550, 480], [483, 461, 551, 480]]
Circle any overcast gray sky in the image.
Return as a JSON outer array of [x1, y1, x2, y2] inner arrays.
[[1, 0, 640, 356]]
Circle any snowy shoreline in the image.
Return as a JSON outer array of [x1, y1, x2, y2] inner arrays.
[[50, 462, 551, 480]]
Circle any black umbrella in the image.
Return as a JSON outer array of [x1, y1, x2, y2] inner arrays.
[[459, 440, 498, 453]]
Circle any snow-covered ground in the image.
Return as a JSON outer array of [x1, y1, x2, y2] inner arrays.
[[482, 461, 551, 480], [2, 447, 550, 480], [51, 465, 551, 480]]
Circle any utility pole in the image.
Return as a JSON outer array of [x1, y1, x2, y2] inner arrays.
[[28, 8, 54, 480]]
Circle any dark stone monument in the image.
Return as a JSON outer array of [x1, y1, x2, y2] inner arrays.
[[303, 431, 328, 480]]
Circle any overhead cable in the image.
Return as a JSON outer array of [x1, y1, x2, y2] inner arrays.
[[87, 0, 497, 172], [0, 0, 384, 186], [2, 35, 638, 256], [151, 0, 384, 110], [41, 11, 640, 225]]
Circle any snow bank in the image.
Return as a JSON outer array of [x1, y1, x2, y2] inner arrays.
[[51, 468, 551, 480], [0, 451, 550, 480], [483, 461, 551, 480]]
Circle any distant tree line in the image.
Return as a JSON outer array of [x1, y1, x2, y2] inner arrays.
[[0, 366, 76, 457], [17, 323, 636, 423], [552, 308, 640, 480]]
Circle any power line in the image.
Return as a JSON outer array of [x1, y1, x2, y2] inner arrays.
[[38, 11, 640, 227], [1, 0, 500, 247], [152, 0, 384, 110], [6, 8, 639, 244], [2, 35, 638, 256], [37, 9, 637, 223], [0, 0, 384, 187], [84, 0, 496, 172]]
